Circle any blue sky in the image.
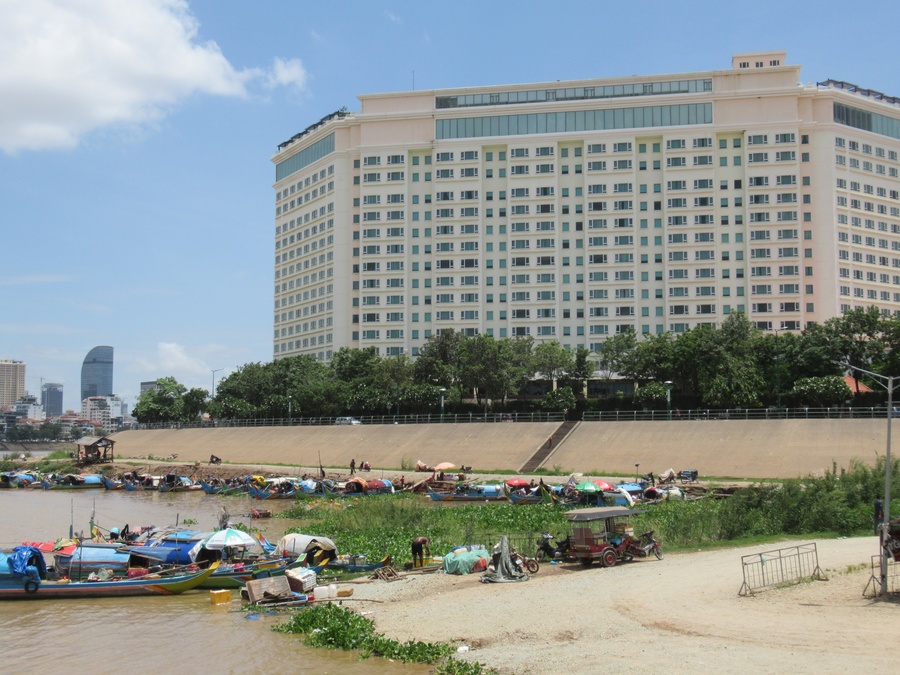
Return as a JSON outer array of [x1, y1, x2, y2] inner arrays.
[[3, 0, 900, 412]]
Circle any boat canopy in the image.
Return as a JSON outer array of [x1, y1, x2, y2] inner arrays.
[[274, 534, 337, 558]]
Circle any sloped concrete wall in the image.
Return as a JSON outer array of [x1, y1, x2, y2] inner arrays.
[[111, 422, 559, 474], [110, 418, 895, 479], [544, 419, 894, 479]]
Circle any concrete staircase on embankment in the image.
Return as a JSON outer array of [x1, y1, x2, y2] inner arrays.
[[518, 420, 579, 473]]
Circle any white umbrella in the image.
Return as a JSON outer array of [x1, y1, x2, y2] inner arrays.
[[201, 528, 259, 550]]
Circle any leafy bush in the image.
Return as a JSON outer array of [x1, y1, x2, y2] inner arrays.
[[275, 603, 454, 663]]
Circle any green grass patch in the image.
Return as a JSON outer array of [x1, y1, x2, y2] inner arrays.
[[274, 603, 495, 672]]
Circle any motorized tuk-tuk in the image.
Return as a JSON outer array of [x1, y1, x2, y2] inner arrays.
[[566, 506, 648, 567]]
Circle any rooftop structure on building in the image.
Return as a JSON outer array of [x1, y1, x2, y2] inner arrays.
[[0, 360, 26, 407], [271, 50, 900, 361]]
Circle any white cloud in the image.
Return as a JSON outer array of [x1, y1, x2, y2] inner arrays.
[[264, 57, 308, 91], [0, 0, 308, 153], [156, 342, 211, 378], [384, 10, 402, 24]]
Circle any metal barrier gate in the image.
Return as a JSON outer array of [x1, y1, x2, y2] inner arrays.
[[863, 554, 900, 597], [739, 543, 827, 596]]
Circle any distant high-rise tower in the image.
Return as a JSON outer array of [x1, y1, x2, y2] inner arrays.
[[0, 360, 26, 407], [81, 346, 113, 402], [41, 382, 64, 417]]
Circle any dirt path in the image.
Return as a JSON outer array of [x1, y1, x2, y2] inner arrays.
[[350, 536, 893, 674]]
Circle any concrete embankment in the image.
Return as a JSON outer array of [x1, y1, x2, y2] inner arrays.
[[109, 417, 894, 480]]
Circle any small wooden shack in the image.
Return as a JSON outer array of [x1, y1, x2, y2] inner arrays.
[[74, 436, 115, 465]]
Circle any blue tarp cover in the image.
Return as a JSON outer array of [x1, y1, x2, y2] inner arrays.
[[1, 546, 47, 577]]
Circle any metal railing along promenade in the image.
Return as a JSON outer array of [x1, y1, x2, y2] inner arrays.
[[582, 406, 900, 422], [129, 406, 900, 431], [133, 411, 566, 431]]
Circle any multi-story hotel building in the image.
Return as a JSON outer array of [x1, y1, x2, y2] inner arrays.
[[0, 360, 26, 407], [271, 50, 900, 361]]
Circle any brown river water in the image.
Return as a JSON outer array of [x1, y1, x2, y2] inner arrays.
[[0, 488, 427, 674]]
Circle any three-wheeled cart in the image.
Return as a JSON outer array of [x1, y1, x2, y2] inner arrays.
[[566, 506, 646, 567]]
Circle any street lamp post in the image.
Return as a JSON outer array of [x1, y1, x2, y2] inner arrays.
[[665, 381, 673, 420], [773, 328, 783, 410], [288, 395, 292, 426], [839, 361, 893, 597], [211, 368, 223, 398], [439, 388, 446, 422]]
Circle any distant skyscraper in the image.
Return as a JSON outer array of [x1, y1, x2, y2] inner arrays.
[[81, 346, 113, 402], [0, 360, 26, 407], [41, 382, 64, 417]]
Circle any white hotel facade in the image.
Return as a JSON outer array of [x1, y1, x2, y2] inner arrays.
[[272, 51, 900, 362]]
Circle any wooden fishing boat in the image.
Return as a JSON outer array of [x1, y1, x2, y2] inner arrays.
[[41, 474, 104, 490], [248, 484, 297, 500], [102, 476, 124, 490], [325, 554, 391, 574], [505, 485, 543, 505], [426, 484, 506, 502], [0, 547, 218, 600], [1, 472, 39, 488], [158, 475, 203, 493]]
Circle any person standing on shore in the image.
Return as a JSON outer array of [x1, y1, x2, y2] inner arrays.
[[412, 536, 431, 567], [350, 458, 356, 475], [875, 497, 884, 535]]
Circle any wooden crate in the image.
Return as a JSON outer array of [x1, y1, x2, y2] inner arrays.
[[245, 575, 291, 604]]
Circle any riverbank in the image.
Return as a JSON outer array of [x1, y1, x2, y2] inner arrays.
[[350, 536, 891, 674]]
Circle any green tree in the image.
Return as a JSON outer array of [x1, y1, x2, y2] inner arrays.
[[330, 347, 381, 383], [633, 381, 669, 410], [532, 340, 574, 385], [627, 332, 676, 383], [412, 330, 465, 388], [459, 335, 533, 409], [595, 328, 637, 381], [564, 346, 595, 397], [132, 376, 190, 424], [701, 313, 765, 408], [823, 306, 887, 394], [541, 386, 576, 412], [791, 376, 852, 407]]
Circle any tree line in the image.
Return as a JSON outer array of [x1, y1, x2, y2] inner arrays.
[[132, 307, 900, 424]]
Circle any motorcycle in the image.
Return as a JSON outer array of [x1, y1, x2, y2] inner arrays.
[[535, 533, 573, 562], [510, 548, 540, 574], [612, 530, 664, 561]]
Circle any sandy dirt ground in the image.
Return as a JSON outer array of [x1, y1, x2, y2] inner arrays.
[[348, 536, 895, 674]]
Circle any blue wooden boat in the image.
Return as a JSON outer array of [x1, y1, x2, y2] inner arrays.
[[41, 474, 104, 490], [505, 485, 543, 505], [53, 541, 309, 589], [325, 554, 391, 573], [0, 546, 218, 599], [0, 472, 39, 488], [126, 530, 211, 566], [199, 478, 224, 494], [158, 475, 202, 493], [248, 484, 297, 500], [102, 476, 123, 490], [426, 484, 505, 502]]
